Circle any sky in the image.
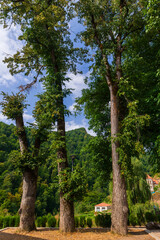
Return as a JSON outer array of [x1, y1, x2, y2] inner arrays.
[[0, 19, 96, 136]]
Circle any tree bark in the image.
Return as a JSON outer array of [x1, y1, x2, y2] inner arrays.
[[110, 84, 128, 235], [57, 86, 75, 233], [50, 47, 75, 232], [16, 115, 37, 231], [19, 168, 38, 231]]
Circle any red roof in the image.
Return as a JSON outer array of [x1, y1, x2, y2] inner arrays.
[[153, 180, 159, 185], [146, 174, 158, 185], [146, 174, 152, 179], [95, 202, 111, 207]]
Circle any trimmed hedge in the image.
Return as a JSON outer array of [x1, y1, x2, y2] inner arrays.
[[0, 216, 20, 229], [47, 216, 56, 227], [79, 216, 86, 228], [74, 217, 79, 227], [95, 213, 111, 228], [87, 218, 92, 228]]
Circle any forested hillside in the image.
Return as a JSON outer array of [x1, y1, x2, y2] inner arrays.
[[0, 122, 108, 216]]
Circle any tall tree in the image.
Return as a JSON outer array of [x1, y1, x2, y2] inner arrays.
[[76, 0, 146, 235], [0, 0, 79, 232], [0, 92, 50, 231]]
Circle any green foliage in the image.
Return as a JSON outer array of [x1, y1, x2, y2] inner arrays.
[[47, 215, 56, 228], [79, 216, 86, 228], [95, 213, 111, 228], [127, 158, 151, 209], [0, 92, 28, 120], [128, 202, 157, 226], [14, 216, 20, 227], [9, 216, 15, 227], [74, 217, 79, 228], [145, 211, 156, 223], [86, 217, 92, 228], [36, 217, 43, 227], [3, 216, 9, 228], [59, 164, 88, 201], [117, 102, 150, 174], [0, 217, 3, 229]]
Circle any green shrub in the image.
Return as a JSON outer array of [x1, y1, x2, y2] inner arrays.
[[9, 216, 15, 227], [36, 217, 43, 227], [3, 217, 9, 228], [129, 213, 137, 226], [95, 213, 111, 228], [41, 216, 47, 227], [145, 211, 156, 223], [87, 218, 92, 228], [47, 216, 56, 227], [79, 216, 86, 228], [74, 217, 79, 228], [14, 216, 20, 227], [0, 217, 4, 229]]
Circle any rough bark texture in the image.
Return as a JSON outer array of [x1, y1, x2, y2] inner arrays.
[[57, 93, 75, 233], [110, 85, 128, 235], [60, 193, 75, 232], [49, 44, 75, 232], [19, 168, 38, 231], [16, 115, 37, 231]]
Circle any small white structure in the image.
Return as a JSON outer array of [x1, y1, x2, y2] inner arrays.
[[95, 202, 111, 212], [146, 174, 159, 192]]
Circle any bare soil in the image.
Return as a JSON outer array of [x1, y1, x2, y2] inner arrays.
[[0, 227, 154, 240]]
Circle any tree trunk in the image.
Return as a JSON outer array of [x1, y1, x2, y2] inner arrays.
[[60, 193, 75, 232], [19, 168, 38, 231], [50, 47, 75, 232], [16, 115, 37, 231], [57, 97, 75, 233], [110, 84, 128, 235], [110, 42, 128, 234]]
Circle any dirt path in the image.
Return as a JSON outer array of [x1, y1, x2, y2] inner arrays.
[[0, 227, 155, 240]]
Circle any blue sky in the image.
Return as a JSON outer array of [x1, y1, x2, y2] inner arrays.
[[0, 21, 96, 136]]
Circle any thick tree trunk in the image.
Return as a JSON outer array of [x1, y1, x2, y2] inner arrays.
[[110, 85, 128, 235], [16, 115, 37, 231], [60, 193, 75, 232], [57, 116, 75, 232], [55, 84, 74, 232], [19, 168, 38, 231], [50, 48, 75, 232]]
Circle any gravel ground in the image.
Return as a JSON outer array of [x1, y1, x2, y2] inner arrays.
[[0, 227, 155, 240]]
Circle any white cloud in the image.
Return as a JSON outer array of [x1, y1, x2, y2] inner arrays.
[[65, 119, 96, 136], [66, 72, 89, 98], [23, 112, 34, 122], [0, 25, 22, 87], [0, 112, 7, 122], [68, 103, 76, 113]]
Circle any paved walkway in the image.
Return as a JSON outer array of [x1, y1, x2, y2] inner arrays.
[[146, 230, 160, 240]]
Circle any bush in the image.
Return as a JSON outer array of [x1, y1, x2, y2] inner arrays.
[[47, 216, 56, 227], [3, 217, 9, 228], [87, 218, 92, 228], [36, 217, 43, 227], [74, 217, 79, 228], [129, 213, 137, 226], [41, 216, 47, 227], [79, 216, 86, 228], [14, 216, 20, 227], [57, 218, 60, 227], [95, 213, 111, 228], [9, 216, 15, 227], [145, 211, 156, 223], [0, 217, 4, 229]]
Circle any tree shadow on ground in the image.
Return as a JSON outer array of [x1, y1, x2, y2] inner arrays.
[[0, 232, 45, 240], [129, 231, 148, 236], [76, 228, 110, 233]]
